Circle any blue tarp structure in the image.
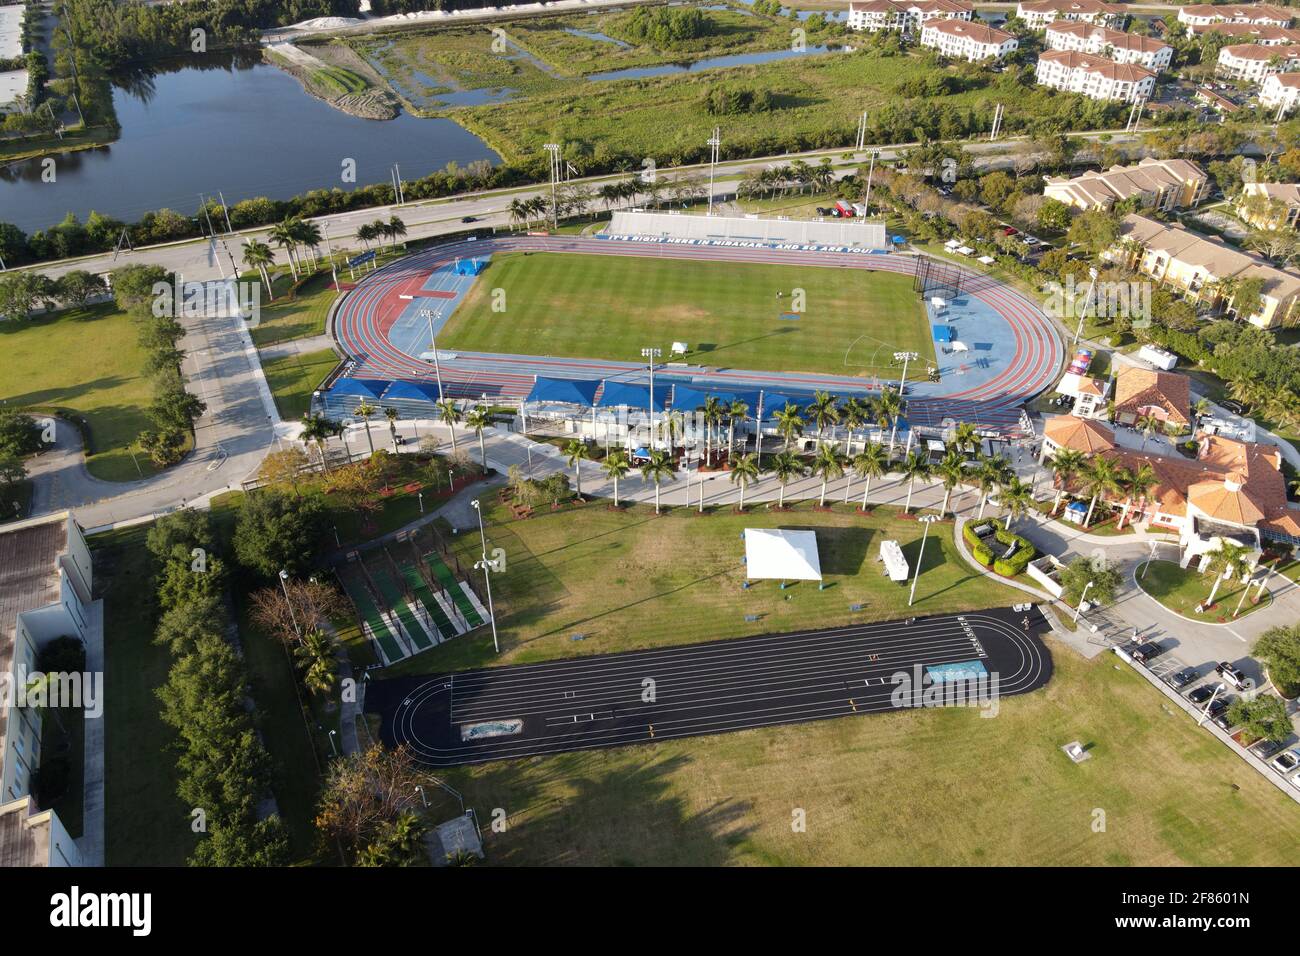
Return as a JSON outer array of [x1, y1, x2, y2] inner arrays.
[[455, 258, 486, 276], [758, 392, 802, 414], [525, 376, 600, 406], [670, 386, 762, 413], [933, 325, 954, 344], [597, 381, 667, 411], [383, 380, 444, 403], [330, 377, 390, 400]]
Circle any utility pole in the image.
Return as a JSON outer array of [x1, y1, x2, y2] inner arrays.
[[856, 111, 867, 151], [1072, 268, 1099, 350], [707, 127, 721, 217], [863, 148, 879, 215], [641, 346, 662, 450], [544, 144, 561, 230], [990, 103, 1004, 141], [1125, 96, 1146, 133], [469, 500, 499, 654]]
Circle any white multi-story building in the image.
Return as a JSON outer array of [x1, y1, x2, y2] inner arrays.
[[1217, 42, 1300, 81], [846, 0, 973, 33], [1035, 50, 1157, 101], [1185, 21, 1300, 42], [1015, 0, 1126, 31], [1177, 4, 1293, 29], [1259, 72, 1300, 114], [1043, 21, 1174, 71], [919, 19, 1019, 60]]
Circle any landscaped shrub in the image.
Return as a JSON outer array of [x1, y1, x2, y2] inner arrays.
[[971, 542, 994, 567], [963, 520, 995, 550], [991, 526, 1036, 577]]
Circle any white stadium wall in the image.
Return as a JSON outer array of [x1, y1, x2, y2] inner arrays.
[[608, 211, 889, 250]]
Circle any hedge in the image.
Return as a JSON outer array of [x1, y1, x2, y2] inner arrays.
[[971, 541, 994, 566], [991, 526, 1036, 577]]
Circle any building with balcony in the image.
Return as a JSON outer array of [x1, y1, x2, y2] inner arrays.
[[1015, 0, 1127, 30], [918, 18, 1019, 60], [846, 0, 973, 32], [1043, 21, 1174, 70], [1216, 41, 1300, 81], [1042, 158, 1207, 212], [1035, 49, 1157, 101]]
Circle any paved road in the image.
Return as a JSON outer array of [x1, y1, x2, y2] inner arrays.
[[367, 607, 1053, 766]]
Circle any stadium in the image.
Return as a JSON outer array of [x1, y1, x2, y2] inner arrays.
[[324, 213, 1063, 446]]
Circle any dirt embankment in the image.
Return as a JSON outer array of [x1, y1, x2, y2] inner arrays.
[[264, 40, 400, 121]]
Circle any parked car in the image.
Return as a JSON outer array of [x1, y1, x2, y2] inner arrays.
[[1248, 737, 1282, 760], [1290, 769, 1300, 789], [1270, 749, 1300, 774], [1187, 684, 1220, 706], [1131, 641, 1165, 663], [1168, 668, 1197, 689], [1215, 662, 1249, 690], [1208, 696, 1235, 730]]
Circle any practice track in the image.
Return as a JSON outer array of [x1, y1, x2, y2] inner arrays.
[[365, 607, 1053, 767], [332, 236, 1063, 433]]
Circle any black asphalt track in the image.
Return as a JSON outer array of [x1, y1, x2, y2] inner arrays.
[[365, 606, 1054, 767]]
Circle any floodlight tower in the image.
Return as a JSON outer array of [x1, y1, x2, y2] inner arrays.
[[893, 351, 918, 394], [707, 127, 722, 217], [907, 514, 941, 607], [641, 347, 662, 449], [544, 144, 561, 230]]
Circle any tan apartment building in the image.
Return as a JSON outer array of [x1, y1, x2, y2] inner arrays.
[[1042, 158, 1208, 212]]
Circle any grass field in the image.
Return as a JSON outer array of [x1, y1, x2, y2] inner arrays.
[[441, 252, 933, 378], [0, 303, 173, 482], [382, 500, 1011, 677], [261, 348, 340, 420], [1137, 560, 1272, 622], [369, 497, 1300, 865], [249, 271, 340, 348]]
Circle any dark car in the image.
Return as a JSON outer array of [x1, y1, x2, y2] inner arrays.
[[1167, 668, 1197, 689], [1187, 685, 1218, 705], [1131, 641, 1165, 663], [1208, 696, 1235, 730], [460, 215, 477, 223]]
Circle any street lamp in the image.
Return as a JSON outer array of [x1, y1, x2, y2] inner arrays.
[[469, 499, 500, 654], [415, 785, 429, 808], [1072, 579, 1094, 624], [1141, 539, 1160, 579], [327, 729, 338, 757], [641, 347, 662, 450], [279, 569, 301, 639], [907, 514, 941, 607]]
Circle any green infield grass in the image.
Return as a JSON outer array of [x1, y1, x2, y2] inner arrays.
[[440, 251, 933, 378]]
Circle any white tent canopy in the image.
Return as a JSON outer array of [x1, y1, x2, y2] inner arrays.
[[743, 528, 822, 581]]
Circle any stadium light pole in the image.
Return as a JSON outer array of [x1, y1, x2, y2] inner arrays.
[[544, 144, 561, 230], [707, 127, 721, 217], [863, 148, 879, 216], [420, 308, 448, 402], [1072, 268, 1099, 350], [893, 351, 918, 395], [469, 499, 500, 654], [641, 346, 662, 449], [907, 514, 940, 607]]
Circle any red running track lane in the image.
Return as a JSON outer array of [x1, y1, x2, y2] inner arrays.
[[333, 236, 1062, 410]]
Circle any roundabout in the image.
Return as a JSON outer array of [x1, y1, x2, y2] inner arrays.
[[330, 234, 1063, 436]]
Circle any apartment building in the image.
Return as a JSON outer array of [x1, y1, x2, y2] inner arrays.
[[0, 512, 95, 867], [1185, 20, 1300, 42], [846, 0, 973, 32], [1108, 213, 1300, 328], [1217, 41, 1300, 81], [1042, 158, 1208, 212], [918, 19, 1019, 60], [1043, 21, 1174, 70], [1035, 49, 1157, 101], [1015, 0, 1127, 30], [1237, 178, 1300, 227], [1177, 4, 1293, 29]]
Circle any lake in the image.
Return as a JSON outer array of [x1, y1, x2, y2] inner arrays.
[[0, 52, 500, 234]]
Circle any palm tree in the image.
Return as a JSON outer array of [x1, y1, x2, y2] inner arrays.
[[382, 406, 400, 451], [294, 628, 338, 697], [465, 405, 493, 468], [300, 414, 339, 472], [726, 399, 749, 461], [1203, 540, 1253, 608], [773, 403, 804, 452], [935, 448, 967, 517], [356, 222, 378, 249], [876, 387, 902, 456], [242, 239, 276, 301], [436, 399, 460, 456], [388, 215, 408, 249], [293, 219, 323, 271], [807, 390, 840, 449], [508, 197, 530, 231], [811, 443, 845, 507], [563, 439, 590, 498], [999, 476, 1033, 529], [975, 454, 1012, 519], [853, 442, 888, 511], [354, 400, 376, 455], [769, 450, 805, 509], [1079, 454, 1123, 527], [268, 220, 300, 281], [841, 396, 868, 456], [899, 449, 931, 514], [602, 449, 630, 507], [1136, 411, 1163, 451], [1046, 447, 1086, 514], [1118, 461, 1156, 529], [953, 421, 979, 458], [640, 449, 675, 514], [701, 396, 723, 466], [729, 453, 760, 510]]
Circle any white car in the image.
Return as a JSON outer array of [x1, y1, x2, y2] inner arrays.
[[1269, 749, 1300, 774], [1290, 769, 1300, 790]]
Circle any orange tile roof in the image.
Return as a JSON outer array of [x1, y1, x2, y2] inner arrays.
[[1114, 365, 1191, 425], [1044, 415, 1116, 452]]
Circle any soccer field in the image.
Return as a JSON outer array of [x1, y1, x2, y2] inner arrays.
[[439, 252, 935, 379]]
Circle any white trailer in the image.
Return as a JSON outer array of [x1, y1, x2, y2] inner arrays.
[[1138, 345, 1178, 371]]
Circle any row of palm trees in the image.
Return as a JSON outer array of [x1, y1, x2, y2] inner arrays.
[[1043, 447, 1157, 530], [241, 214, 408, 298], [356, 215, 408, 251], [736, 158, 837, 201]]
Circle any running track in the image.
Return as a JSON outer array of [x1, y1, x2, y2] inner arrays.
[[365, 607, 1053, 767], [332, 236, 1063, 433]]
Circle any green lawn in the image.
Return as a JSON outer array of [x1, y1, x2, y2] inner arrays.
[[0, 303, 172, 481], [381, 501, 1011, 677], [441, 251, 933, 378], [262, 348, 340, 420], [250, 271, 340, 348], [1137, 560, 1272, 622]]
